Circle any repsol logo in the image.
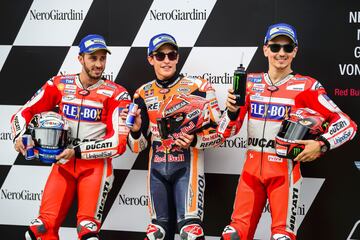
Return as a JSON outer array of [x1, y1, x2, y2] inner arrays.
[[96, 181, 111, 220], [29, 9, 84, 21], [329, 121, 347, 135], [1, 189, 43, 201], [250, 102, 291, 120], [0, 131, 12, 141], [63, 104, 102, 122], [248, 137, 275, 149], [118, 194, 148, 206], [219, 137, 246, 148], [148, 102, 160, 110], [149, 9, 207, 21], [85, 142, 112, 150], [199, 138, 222, 148], [289, 188, 299, 231], [197, 175, 205, 218]]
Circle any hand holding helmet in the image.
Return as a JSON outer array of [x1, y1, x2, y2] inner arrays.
[[275, 107, 328, 160], [156, 94, 212, 140], [28, 111, 71, 163]]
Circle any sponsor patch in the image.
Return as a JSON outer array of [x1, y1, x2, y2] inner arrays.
[[147, 102, 160, 111], [65, 84, 76, 89], [143, 83, 152, 91], [40, 120, 62, 128], [248, 76, 262, 83], [64, 89, 76, 95], [62, 104, 102, 121], [268, 155, 283, 162], [329, 120, 348, 135], [60, 78, 74, 84], [97, 89, 114, 97], [145, 96, 158, 103], [177, 87, 191, 94], [286, 83, 305, 91], [250, 102, 291, 120], [252, 87, 265, 93], [116, 91, 131, 100], [275, 145, 288, 156], [145, 89, 154, 97], [57, 83, 65, 91], [318, 94, 339, 112], [180, 80, 194, 85], [250, 94, 264, 101], [333, 130, 351, 145], [62, 95, 75, 101], [159, 88, 170, 94], [187, 109, 200, 119]]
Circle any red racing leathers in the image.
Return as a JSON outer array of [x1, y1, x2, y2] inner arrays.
[[11, 74, 131, 240], [217, 73, 357, 240], [128, 75, 222, 239]]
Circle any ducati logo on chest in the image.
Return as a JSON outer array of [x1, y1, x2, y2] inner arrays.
[[78, 89, 90, 96], [267, 85, 279, 92]]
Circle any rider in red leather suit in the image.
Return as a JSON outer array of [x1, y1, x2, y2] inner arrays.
[[11, 34, 131, 240], [218, 23, 357, 240]]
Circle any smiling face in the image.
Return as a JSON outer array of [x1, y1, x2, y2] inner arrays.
[[78, 49, 107, 81], [263, 35, 298, 72], [147, 44, 179, 81]]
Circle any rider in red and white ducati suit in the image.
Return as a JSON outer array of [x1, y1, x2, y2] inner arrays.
[[218, 23, 357, 240], [11, 34, 130, 240]]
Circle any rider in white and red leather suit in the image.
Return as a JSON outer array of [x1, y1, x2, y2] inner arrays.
[[11, 34, 130, 240], [218, 24, 357, 240]]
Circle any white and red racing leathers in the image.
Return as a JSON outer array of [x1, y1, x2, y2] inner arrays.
[[128, 75, 222, 238], [217, 72, 357, 240], [11, 74, 131, 240]]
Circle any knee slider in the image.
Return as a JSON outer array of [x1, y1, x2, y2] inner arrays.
[[146, 223, 166, 240], [77, 220, 100, 240], [221, 225, 240, 240], [180, 223, 204, 240], [26, 218, 47, 239], [272, 234, 292, 240]]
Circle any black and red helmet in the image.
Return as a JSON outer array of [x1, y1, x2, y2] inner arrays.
[[275, 107, 328, 159], [156, 94, 212, 140]]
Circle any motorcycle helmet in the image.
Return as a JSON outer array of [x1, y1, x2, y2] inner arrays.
[[28, 111, 70, 163], [156, 94, 212, 140], [275, 107, 327, 159]]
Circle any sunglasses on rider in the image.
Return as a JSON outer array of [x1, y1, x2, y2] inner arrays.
[[152, 51, 178, 61], [267, 43, 296, 53]]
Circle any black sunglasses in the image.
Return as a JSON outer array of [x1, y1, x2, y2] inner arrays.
[[152, 51, 178, 61], [267, 43, 296, 53]]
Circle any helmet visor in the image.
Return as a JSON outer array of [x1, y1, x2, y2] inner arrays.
[[32, 128, 67, 149], [157, 113, 185, 139], [277, 120, 312, 140]]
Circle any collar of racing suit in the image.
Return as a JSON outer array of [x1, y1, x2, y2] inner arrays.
[[155, 74, 181, 88], [265, 71, 296, 86]]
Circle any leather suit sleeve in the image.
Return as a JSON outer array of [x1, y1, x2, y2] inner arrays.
[[192, 85, 224, 149], [128, 93, 149, 153], [11, 78, 61, 143], [295, 82, 357, 150], [217, 94, 249, 139], [74, 90, 131, 159]]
